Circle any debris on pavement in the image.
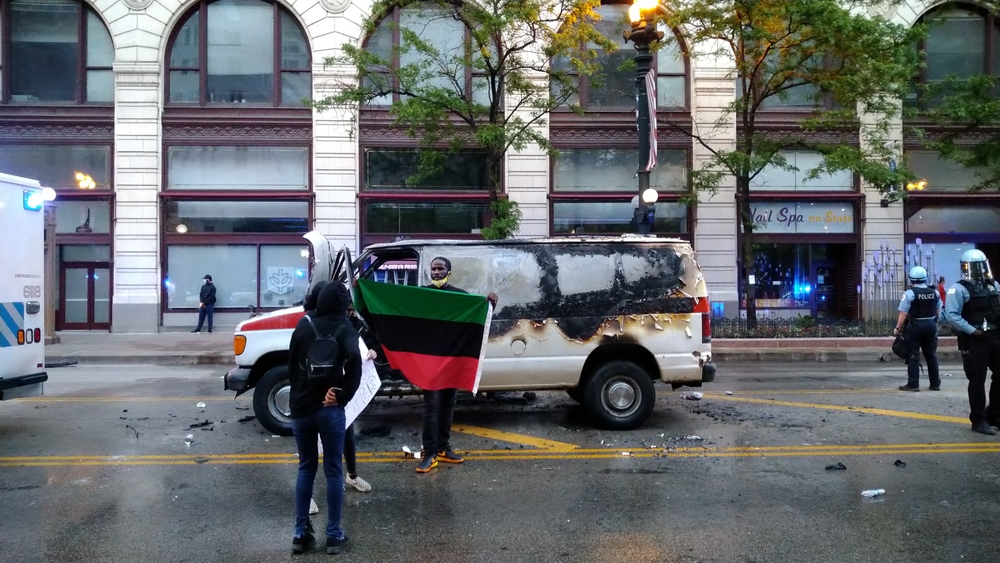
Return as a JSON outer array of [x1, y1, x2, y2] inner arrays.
[[523, 392, 537, 401], [237, 415, 255, 423], [680, 391, 703, 400], [188, 420, 213, 429], [621, 452, 631, 456], [359, 425, 392, 438], [184, 434, 194, 446], [684, 435, 703, 441], [402, 446, 420, 459], [861, 489, 886, 498], [825, 462, 847, 471], [309, 498, 320, 515], [725, 391, 734, 396], [125, 425, 139, 439], [196, 402, 206, 408], [894, 459, 907, 468]]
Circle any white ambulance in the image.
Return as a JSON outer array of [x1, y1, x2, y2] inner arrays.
[[0, 173, 50, 400]]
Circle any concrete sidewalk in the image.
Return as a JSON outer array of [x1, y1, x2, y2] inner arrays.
[[43, 331, 962, 366]]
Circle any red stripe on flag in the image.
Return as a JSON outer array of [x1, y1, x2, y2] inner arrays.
[[645, 68, 658, 173], [382, 349, 482, 392]]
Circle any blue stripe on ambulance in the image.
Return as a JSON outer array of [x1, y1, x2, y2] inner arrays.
[[0, 302, 25, 348]]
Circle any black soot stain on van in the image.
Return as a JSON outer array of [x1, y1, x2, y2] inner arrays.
[[490, 243, 691, 342]]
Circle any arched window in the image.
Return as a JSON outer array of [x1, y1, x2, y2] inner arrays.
[[911, 4, 1000, 106], [1, 0, 114, 103], [552, 2, 687, 110], [363, 4, 487, 106], [166, 0, 311, 106]]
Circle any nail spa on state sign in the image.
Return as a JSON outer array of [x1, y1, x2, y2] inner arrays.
[[749, 201, 855, 234]]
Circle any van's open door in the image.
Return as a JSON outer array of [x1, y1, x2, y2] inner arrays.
[[303, 231, 335, 290]]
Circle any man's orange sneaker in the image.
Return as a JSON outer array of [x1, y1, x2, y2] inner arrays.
[[415, 454, 438, 473], [437, 449, 464, 464]]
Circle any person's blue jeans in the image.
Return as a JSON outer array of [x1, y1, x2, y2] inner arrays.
[[195, 303, 214, 332], [291, 406, 346, 540]]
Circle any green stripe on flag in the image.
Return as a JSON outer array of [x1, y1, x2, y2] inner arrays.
[[355, 279, 488, 325]]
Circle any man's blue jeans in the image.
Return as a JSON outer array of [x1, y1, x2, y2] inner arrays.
[[291, 406, 346, 540], [195, 303, 214, 332]]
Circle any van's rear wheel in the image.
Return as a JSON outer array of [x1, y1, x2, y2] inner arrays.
[[584, 360, 655, 430], [253, 366, 293, 436]]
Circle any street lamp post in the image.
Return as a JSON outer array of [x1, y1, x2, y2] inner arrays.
[[624, 0, 663, 235]]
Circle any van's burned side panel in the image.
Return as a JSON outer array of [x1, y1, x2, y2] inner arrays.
[[425, 243, 703, 344]]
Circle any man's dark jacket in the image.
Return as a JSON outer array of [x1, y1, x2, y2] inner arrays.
[[287, 283, 362, 419], [200, 282, 217, 306]]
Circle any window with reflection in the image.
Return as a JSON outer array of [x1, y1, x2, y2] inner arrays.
[[553, 148, 687, 192], [551, 3, 687, 110], [551, 148, 689, 236], [164, 200, 309, 233], [164, 244, 309, 309], [166, 0, 312, 106], [2, 0, 114, 103], [363, 149, 489, 191], [166, 146, 309, 190], [910, 4, 1000, 107], [363, 4, 489, 106], [0, 144, 111, 189]]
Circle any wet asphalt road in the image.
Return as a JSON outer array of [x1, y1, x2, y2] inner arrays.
[[2, 361, 999, 563]]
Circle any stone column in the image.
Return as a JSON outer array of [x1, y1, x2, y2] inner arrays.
[[111, 62, 162, 333], [690, 51, 739, 316]]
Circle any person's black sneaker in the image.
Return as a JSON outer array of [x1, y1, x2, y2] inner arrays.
[[327, 535, 348, 554], [190, 330, 200, 333], [437, 448, 464, 464], [898, 385, 920, 392], [207, 330, 212, 334], [415, 453, 438, 473], [971, 423, 997, 435], [929, 385, 941, 391], [291, 531, 315, 554]]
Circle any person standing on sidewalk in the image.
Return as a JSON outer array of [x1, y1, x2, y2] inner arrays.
[[415, 256, 497, 474], [191, 274, 216, 333], [944, 249, 1000, 436], [894, 266, 942, 392], [287, 282, 362, 554]]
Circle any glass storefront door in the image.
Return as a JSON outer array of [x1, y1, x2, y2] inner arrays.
[[58, 246, 111, 331]]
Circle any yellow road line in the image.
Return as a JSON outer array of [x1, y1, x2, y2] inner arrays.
[[2, 444, 997, 467], [5, 442, 995, 463], [451, 424, 579, 451], [703, 394, 970, 424]]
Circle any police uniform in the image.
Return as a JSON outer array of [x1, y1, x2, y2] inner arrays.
[[944, 279, 1000, 427], [897, 284, 942, 389]]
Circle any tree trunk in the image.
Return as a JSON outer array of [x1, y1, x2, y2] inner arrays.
[[737, 176, 757, 330], [486, 150, 503, 203]]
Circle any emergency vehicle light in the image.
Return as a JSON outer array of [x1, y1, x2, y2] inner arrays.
[[17, 330, 24, 345], [23, 190, 44, 211]]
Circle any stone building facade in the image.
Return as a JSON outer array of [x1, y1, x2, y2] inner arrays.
[[0, 0, 995, 332]]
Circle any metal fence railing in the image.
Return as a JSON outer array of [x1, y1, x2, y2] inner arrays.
[[712, 317, 956, 339]]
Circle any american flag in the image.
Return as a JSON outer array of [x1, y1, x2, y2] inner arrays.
[[637, 68, 658, 174]]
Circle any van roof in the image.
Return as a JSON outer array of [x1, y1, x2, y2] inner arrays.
[[365, 235, 691, 251]]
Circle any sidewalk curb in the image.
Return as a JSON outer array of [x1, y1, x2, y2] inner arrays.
[[47, 354, 234, 366], [712, 348, 961, 363]]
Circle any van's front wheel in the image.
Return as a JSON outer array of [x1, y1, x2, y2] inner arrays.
[[584, 361, 655, 430], [253, 366, 293, 436]]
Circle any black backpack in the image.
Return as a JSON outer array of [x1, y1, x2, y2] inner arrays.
[[303, 316, 347, 387]]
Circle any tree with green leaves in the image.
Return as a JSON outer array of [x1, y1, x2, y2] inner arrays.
[[657, 0, 922, 325], [314, 0, 616, 239]]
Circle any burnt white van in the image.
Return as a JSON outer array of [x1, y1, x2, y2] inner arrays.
[[318, 234, 715, 430]]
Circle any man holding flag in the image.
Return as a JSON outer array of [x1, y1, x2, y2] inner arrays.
[[352, 256, 497, 474]]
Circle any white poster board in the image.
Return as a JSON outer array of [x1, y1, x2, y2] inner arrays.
[[345, 338, 381, 428]]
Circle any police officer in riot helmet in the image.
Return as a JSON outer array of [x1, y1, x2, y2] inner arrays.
[[943, 249, 1000, 435], [894, 266, 942, 392]]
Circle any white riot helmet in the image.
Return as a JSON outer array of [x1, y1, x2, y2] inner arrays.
[[961, 249, 993, 282], [908, 266, 928, 285]]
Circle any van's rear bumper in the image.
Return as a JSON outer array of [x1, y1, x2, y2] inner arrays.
[[0, 372, 48, 400]]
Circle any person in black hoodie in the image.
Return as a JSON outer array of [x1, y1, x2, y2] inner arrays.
[[191, 274, 216, 333], [287, 281, 361, 555]]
